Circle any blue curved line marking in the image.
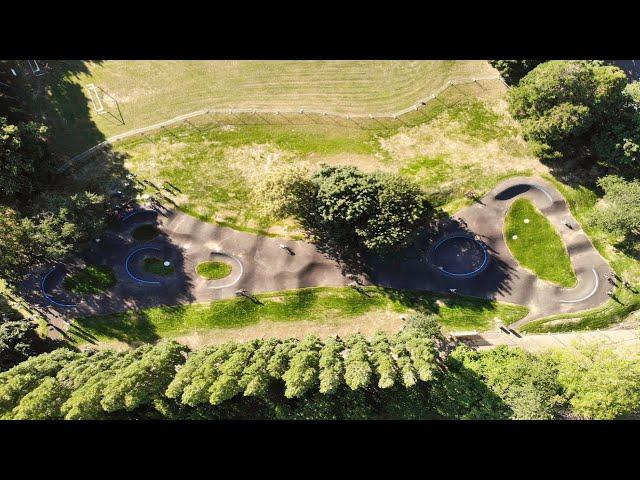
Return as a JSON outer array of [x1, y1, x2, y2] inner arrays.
[[121, 209, 153, 223], [41, 266, 77, 308], [125, 247, 162, 285], [534, 185, 554, 203], [430, 234, 489, 278]]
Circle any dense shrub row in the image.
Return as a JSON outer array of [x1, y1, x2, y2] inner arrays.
[[2, 314, 639, 420]]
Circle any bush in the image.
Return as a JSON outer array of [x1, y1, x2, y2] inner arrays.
[[591, 175, 640, 239]]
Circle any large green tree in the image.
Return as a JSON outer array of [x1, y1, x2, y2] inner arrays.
[[0, 206, 77, 281], [545, 343, 640, 419], [508, 60, 640, 169], [453, 345, 565, 420], [0, 322, 41, 372], [260, 165, 434, 256], [591, 175, 640, 239], [0, 117, 50, 199]]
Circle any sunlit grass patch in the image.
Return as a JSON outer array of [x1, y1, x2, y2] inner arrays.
[[504, 199, 576, 287]]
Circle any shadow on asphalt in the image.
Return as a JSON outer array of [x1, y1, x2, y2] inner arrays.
[[494, 184, 531, 200], [365, 214, 517, 301]]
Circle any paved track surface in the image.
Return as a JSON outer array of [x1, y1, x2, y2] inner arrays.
[[24, 176, 613, 337], [370, 176, 612, 326], [22, 208, 350, 334]]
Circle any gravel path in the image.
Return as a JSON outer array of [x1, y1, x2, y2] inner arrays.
[[454, 328, 640, 354]]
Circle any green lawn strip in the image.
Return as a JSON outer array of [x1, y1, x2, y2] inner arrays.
[[196, 261, 232, 280], [518, 176, 640, 333], [69, 286, 528, 345], [132, 224, 159, 242], [504, 198, 577, 287], [521, 287, 640, 333], [142, 258, 174, 276], [62, 265, 116, 294]]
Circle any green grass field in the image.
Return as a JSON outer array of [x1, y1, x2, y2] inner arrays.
[[62, 265, 116, 294], [196, 261, 232, 280], [504, 199, 577, 287], [21, 60, 499, 157], [68, 286, 528, 347], [86, 95, 541, 237], [61, 61, 497, 142]]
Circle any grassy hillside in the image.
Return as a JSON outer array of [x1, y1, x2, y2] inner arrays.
[[22, 60, 498, 155]]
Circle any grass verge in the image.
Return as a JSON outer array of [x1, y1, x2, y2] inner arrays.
[[504, 198, 577, 287], [196, 261, 232, 280], [68, 286, 528, 347]]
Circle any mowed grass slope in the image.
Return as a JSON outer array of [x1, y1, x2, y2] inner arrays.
[[66, 60, 497, 141], [504, 199, 576, 287], [68, 286, 528, 348]]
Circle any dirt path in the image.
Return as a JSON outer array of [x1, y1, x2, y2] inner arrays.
[[455, 328, 640, 354]]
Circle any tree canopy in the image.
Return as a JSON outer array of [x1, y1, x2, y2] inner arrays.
[[258, 164, 435, 256], [2, 328, 640, 420], [508, 61, 640, 169], [0, 117, 50, 200], [591, 175, 640, 239], [546, 343, 640, 420]]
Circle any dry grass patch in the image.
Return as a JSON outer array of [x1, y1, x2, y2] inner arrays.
[[174, 310, 405, 349], [385, 100, 546, 212]]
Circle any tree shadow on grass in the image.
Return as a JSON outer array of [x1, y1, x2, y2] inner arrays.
[[613, 231, 640, 262], [71, 310, 161, 346], [379, 287, 515, 319], [0, 60, 107, 157]]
